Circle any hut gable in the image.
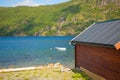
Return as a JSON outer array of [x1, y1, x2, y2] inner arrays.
[[71, 19, 120, 80], [71, 19, 120, 50]]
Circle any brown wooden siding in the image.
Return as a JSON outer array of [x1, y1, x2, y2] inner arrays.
[[75, 44, 120, 80]]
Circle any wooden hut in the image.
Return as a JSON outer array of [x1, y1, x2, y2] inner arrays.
[[71, 19, 120, 80]]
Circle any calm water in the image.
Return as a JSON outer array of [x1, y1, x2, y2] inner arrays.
[[0, 36, 74, 69]]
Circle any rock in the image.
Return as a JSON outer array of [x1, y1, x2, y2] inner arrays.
[[47, 63, 54, 68], [34, 32, 39, 36], [60, 67, 71, 72], [53, 62, 63, 68]]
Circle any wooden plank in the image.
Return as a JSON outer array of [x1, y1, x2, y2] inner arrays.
[[75, 45, 77, 67]]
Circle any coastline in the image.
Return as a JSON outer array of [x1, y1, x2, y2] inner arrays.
[[0, 63, 71, 73], [0, 63, 89, 80]]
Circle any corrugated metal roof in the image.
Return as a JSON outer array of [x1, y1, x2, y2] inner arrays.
[[71, 19, 120, 46]]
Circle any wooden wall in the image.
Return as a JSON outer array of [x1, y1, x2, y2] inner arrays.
[[75, 44, 120, 80]]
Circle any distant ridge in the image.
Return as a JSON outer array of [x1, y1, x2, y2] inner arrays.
[[0, 0, 120, 36]]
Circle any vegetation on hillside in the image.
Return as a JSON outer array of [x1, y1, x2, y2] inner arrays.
[[0, 68, 89, 80], [0, 0, 120, 36]]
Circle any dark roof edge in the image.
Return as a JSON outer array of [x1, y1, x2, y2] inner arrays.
[[96, 18, 120, 24], [71, 41, 114, 48]]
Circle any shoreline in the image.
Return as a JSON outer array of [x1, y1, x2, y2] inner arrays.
[[0, 63, 71, 72], [0, 66, 38, 72]]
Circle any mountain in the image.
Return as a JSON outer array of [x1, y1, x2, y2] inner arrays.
[[0, 0, 120, 36]]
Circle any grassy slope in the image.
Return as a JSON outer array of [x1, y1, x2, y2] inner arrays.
[[0, 68, 90, 80], [0, 0, 120, 36]]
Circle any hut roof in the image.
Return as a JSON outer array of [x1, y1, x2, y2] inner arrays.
[[71, 19, 120, 48]]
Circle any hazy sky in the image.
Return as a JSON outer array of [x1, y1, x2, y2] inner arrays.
[[0, 0, 70, 7]]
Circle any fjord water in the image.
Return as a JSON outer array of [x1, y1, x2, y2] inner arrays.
[[0, 36, 74, 69]]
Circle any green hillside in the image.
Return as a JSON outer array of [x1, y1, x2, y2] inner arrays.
[[0, 0, 120, 36]]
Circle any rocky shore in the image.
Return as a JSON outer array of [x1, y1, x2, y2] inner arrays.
[[0, 63, 71, 73]]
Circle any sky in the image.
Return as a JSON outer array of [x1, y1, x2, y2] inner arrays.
[[0, 0, 70, 7]]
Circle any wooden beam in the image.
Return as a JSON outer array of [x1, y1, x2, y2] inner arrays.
[[80, 67, 106, 80], [75, 45, 77, 67]]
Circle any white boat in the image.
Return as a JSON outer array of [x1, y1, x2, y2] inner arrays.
[[55, 47, 66, 51]]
